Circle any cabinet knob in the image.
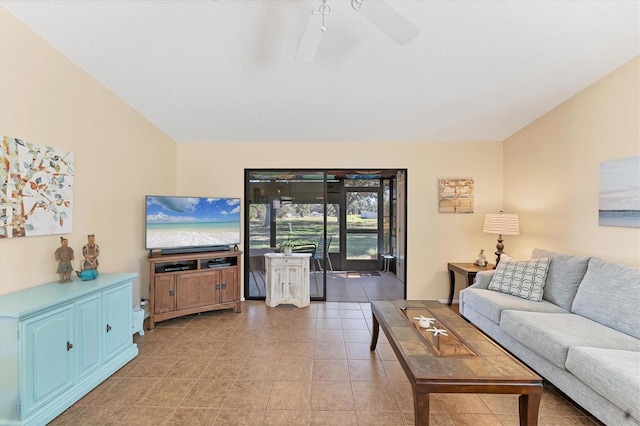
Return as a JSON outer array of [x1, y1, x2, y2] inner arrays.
[[66, 341, 73, 351], [221, 282, 226, 289], [216, 283, 221, 290], [169, 289, 175, 297], [106, 324, 112, 333]]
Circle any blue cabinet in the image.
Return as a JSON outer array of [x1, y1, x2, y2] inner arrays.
[[0, 273, 138, 426], [21, 305, 75, 416], [103, 283, 132, 361], [77, 294, 102, 381]]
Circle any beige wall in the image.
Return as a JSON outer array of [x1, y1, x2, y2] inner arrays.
[[177, 141, 505, 300], [3, 6, 636, 304], [503, 57, 640, 267], [0, 9, 177, 298]]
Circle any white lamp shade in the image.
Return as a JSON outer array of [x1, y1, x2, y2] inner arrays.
[[483, 213, 520, 235]]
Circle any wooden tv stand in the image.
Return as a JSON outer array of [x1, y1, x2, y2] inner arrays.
[[147, 250, 242, 329]]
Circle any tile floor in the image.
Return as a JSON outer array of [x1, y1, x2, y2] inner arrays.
[[325, 271, 405, 302], [49, 301, 599, 425]]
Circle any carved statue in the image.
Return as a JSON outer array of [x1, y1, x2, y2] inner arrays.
[[475, 249, 487, 267], [81, 234, 100, 271], [54, 237, 74, 283]]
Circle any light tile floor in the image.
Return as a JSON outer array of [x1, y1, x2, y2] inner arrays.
[[325, 271, 405, 302], [49, 301, 599, 425]]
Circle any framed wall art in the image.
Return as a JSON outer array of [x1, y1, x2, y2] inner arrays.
[[438, 178, 474, 214], [599, 156, 640, 228], [1, 136, 74, 238]]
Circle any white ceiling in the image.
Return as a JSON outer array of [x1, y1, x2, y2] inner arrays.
[[1, 1, 638, 143]]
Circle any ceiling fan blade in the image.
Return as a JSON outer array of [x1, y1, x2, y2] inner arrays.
[[356, 0, 419, 45], [295, 9, 325, 62]]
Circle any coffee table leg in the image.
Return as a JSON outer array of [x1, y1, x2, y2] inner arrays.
[[415, 391, 430, 425], [370, 312, 380, 350], [518, 392, 542, 426]]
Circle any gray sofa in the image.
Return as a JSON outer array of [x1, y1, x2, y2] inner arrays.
[[459, 248, 640, 426]]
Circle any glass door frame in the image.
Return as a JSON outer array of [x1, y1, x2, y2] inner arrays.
[[244, 169, 329, 301], [341, 185, 383, 271], [243, 168, 408, 301]]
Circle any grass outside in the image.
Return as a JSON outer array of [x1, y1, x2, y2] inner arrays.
[[249, 215, 378, 258]]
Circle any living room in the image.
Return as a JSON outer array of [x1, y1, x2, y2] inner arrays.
[[1, 5, 638, 301], [0, 2, 639, 425]]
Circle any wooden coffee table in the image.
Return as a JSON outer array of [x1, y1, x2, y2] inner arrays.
[[370, 300, 542, 425]]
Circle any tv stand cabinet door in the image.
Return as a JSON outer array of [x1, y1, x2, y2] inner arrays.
[[219, 268, 238, 304], [176, 271, 217, 310], [154, 275, 176, 314]]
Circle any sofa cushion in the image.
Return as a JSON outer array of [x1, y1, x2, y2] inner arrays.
[[488, 256, 550, 301], [531, 248, 590, 310], [566, 347, 640, 422], [500, 311, 640, 369], [461, 287, 567, 325], [571, 257, 640, 339]]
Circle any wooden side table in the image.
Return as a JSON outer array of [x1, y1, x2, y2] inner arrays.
[[447, 262, 493, 306]]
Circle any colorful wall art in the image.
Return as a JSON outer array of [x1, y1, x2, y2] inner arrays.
[[438, 178, 474, 214], [1, 136, 74, 238], [599, 156, 640, 228]]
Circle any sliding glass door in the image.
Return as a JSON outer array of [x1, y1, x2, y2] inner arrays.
[[245, 170, 327, 300], [244, 169, 406, 301]]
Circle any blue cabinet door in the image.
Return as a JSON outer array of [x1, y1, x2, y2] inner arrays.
[[77, 294, 102, 380], [21, 305, 74, 416], [103, 283, 132, 362]]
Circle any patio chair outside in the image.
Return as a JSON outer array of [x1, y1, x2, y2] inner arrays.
[[314, 235, 333, 272]]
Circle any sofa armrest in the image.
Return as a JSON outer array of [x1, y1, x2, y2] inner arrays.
[[459, 270, 494, 317], [469, 270, 495, 289]]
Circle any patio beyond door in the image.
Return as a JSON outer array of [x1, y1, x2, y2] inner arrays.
[[343, 188, 380, 271]]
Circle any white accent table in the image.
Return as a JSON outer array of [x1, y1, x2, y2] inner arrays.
[[382, 254, 395, 273], [264, 253, 311, 308]]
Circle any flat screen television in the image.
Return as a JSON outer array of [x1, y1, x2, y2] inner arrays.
[[145, 195, 241, 255]]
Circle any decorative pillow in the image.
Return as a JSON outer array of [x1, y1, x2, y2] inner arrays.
[[488, 256, 550, 301]]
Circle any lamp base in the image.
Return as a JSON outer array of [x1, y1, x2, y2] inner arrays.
[[494, 234, 504, 268]]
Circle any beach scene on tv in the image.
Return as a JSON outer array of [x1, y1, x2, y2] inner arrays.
[[146, 196, 241, 249]]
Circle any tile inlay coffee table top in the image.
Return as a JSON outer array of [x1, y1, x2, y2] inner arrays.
[[401, 307, 477, 357]]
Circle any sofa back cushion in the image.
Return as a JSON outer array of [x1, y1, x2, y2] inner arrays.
[[488, 255, 550, 301], [571, 257, 640, 339], [531, 248, 590, 310]]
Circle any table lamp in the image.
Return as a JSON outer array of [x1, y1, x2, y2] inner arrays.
[[483, 212, 520, 267]]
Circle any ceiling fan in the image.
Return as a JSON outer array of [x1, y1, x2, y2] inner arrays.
[[295, 0, 420, 62]]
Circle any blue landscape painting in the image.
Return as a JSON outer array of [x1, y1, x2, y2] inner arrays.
[[599, 156, 640, 228]]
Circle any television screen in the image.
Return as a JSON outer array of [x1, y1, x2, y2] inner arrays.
[[145, 195, 241, 253]]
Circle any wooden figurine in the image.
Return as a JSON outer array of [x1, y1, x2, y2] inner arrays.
[[81, 234, 100, 271], [54, 237, 74, 283]]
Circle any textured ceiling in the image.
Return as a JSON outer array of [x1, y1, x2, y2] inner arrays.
[[1, 0, 638, 143]]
